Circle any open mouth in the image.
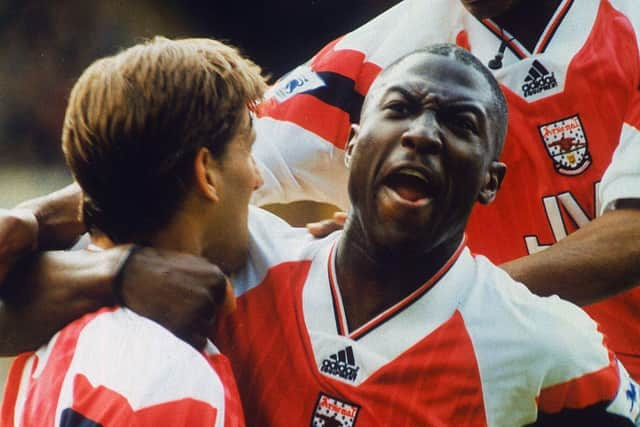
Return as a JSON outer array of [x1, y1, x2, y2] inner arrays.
[[383, 168, 434, 204]]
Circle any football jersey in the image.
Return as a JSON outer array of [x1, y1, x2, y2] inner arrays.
[[250, 0, 640, 373], [1, 307, 245, 427], [214, 207, 640, 426]]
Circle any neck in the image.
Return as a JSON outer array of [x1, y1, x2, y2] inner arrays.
[[90, 211, 205, 256], [335, 220, 463, 332], [148, 212, 205, 257], [491, 0, 563, 53]]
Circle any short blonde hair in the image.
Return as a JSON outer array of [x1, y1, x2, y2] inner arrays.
[[62, 36, 266, 243]]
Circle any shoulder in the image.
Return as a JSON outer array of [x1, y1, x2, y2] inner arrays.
[[66, 308, 227, 408], [609, 0, 640, 42], [458, 256, 621, 424], [236, 206, 338, 295], [462, 256, 611, 381]]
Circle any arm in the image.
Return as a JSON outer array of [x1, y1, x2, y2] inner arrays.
[[251, 0, 457, 208], [501, 204, 640, 306], [0, 249, 123, 355], [0, 245, 229, 356], [0, 188, 230, 355], [526, 298, 640, 426], [503, 29, 640, 306], [0, 183, 84, 285], [12, 182, 85, 250]]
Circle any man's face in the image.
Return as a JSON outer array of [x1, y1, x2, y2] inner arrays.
[[346, 53, 503, 253], [459, 0, 521, 19], [205, 109, 263, 272]]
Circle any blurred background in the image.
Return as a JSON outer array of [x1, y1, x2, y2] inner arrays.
[[0, 0, 401, 398]]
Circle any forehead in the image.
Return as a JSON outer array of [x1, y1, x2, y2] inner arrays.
[[371, 53, 494, 108]]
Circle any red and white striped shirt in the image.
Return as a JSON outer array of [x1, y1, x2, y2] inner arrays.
[[250, 0, 640, 377], [1, 307, 245, 427], [214, 208, 639, 426]]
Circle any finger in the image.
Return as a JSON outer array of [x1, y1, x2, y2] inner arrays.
[[306, 219, 343, 238], [333, 211, 348, 224], [221, 278, 236, 316]]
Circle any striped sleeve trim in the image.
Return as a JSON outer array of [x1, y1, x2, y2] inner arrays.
[[537, 350, 619, 413]]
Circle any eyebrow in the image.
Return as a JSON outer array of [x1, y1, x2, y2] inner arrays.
[[382, 85, 421, 102], [383, 85, 487, 115], [444, 102, 488, 119]]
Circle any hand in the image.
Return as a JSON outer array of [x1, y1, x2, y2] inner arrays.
[[119, 247, 233, 350], [0, 209, 39, 285], [306, 211, 347, 238]]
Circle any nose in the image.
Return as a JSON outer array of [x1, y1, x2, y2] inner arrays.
[[251, 155, 264, 191], [400, 111, 443, 154]]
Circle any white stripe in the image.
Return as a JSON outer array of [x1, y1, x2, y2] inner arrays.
[[533, 0, 573, 53], [56, 308, 226, 421], [462, 256, 612, 426], [599, 123, 640, 213], [12, 356, 36, 427], [303, 243, 474, 385], [335, 0, 460, 69], [251, 117, 350, 209]]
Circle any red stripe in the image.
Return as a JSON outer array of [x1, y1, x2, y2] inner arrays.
[[482, 19, 528, 59], [21, 307, 116, 426], [71, 373, 219, 425], [537, 350, 619, 413], [0, 353, 34, 427], [259, 95, 352, 149], [456, 30, 471, 51], [536, 0, 574, 54], [310, 39, 382, 96], [349, 238, 467, 340], [327, 243, 348, 336], [257, 39, 383, 149], [207, 354, 246, 427]]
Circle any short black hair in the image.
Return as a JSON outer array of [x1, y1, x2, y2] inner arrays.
[[372, 43, 508, 156]]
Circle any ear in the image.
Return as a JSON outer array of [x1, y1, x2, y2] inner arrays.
[[344, 124, 360, 169], [478, 161, 506, 205], [194, 147, 220, 203]]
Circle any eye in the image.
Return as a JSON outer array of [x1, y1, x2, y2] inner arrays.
[[446, 112, 479, 135], [384, 101, 412, 116]]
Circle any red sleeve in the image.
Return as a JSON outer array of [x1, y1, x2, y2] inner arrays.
[[257, 37, 382, 150], [535, 358, 640, 426], [63, 374, 219, 427]]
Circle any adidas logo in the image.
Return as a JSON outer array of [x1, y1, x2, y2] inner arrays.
[[522, 60, 557, 97], [320, 346, 360, 382]]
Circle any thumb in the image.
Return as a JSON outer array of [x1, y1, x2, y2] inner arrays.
[[221, 278, 236, 316]]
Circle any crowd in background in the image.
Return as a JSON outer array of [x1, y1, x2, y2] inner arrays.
[[0, 0, 399, 171]]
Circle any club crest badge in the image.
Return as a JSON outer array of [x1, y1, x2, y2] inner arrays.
[[311, 393, 360, 427], [538, 115, 591, 175]]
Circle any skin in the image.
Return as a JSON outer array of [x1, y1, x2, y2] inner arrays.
[[459, 0, 523, 20], [309, 0, 640, 309], [152, 110, 263, 274], [0, 110, 262, 355], [1, 0, 640, 355], [459, 0, 640, 307], [335, 52, 505, 330]]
